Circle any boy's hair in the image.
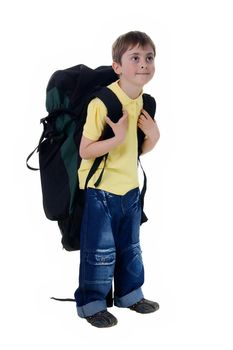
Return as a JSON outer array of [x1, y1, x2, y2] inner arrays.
[[112, 31, 156, 64]]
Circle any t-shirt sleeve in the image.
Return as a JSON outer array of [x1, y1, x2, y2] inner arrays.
[[82, 98, 107, 141]]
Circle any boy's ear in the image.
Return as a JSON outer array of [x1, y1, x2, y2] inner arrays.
[[112, 61, 122, 75]]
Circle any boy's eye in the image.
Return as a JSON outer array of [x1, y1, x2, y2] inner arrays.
[[146, 56, 154, 62], [131, 56, 140, 62]]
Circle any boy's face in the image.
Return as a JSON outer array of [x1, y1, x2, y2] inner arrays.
[[112, 44, 155, 89]]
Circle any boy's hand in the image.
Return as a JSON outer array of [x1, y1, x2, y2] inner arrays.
[[106, 110, 128, 144], [138, 109, 160, 141]]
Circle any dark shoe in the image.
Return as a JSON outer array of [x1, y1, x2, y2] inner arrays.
[[85, 310, 118, 328], [129, 298, 160, 314]]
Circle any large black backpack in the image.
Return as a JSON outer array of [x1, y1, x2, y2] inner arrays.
[[27, 64, 156, 251]]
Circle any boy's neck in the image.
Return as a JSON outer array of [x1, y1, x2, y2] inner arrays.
[[118, 80, 143, 100]]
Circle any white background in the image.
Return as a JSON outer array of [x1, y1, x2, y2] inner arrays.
[[1, 0, 233, 349]]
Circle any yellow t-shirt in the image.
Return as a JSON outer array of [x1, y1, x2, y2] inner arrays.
[[78, 80, 143, 195]]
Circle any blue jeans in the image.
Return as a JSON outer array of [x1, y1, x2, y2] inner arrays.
[[74, 187, 144, 318]]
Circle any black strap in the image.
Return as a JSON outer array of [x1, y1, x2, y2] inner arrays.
[[138, 158, 147, 208], [142, 93, 156, 118], [138, 94, 155, 222], [26, 108, 78, 171], [84, 154, 108, 189], [26, 129, 46, 170], [138, 94, 156, 156], [26, 145, 40, 171], [94, 155, 108, 187], [94, 87, 122, 125], [83, 87, 123, 189], [50, 297, 75, 302], [51, 285, 113, 304]]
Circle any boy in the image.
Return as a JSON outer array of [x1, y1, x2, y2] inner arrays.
[[74, 31, 160, 328]]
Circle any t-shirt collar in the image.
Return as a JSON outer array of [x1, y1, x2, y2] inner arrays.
[[110, 80, 143, 106]]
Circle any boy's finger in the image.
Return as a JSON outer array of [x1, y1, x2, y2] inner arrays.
[[105, 116, 115, 126], [139, 114, 146, 120], [141, 109, 151, 118]]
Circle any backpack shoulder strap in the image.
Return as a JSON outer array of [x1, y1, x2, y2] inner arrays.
[[138, 94, 156, 224], [138, 94, 156, 156], [96, 89, 156, 121], [142, 93, 156, 118], [94, 86, 122, 117], [84, 87, 123, 189]]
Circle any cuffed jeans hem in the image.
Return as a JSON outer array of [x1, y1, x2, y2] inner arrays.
[[77, 300, 107, 318], [114, 288, 144, 308]]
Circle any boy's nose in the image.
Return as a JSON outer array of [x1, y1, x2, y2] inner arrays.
[[140, 60, 147, 69]]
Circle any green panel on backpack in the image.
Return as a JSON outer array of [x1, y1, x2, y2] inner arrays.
[[46, 87, 61, 112], [60, 118, 78, 214]]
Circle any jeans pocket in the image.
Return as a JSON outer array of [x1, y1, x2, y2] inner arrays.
[[85, 250, 116, 284]]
